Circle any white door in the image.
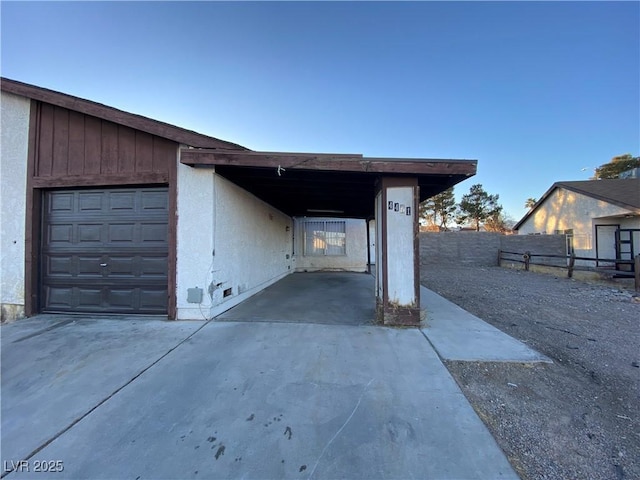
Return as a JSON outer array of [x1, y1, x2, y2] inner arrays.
[[595, 225, 618, 267]]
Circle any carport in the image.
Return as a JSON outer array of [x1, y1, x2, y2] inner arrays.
[[181, 149, 476, 325], [0, 77, 476, 323], [217, 272, 376, 326]]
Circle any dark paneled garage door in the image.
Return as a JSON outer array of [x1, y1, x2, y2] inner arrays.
[[42, 187, 169, 314]]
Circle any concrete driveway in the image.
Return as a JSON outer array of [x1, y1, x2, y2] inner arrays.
[[2, 276, 519, 479]]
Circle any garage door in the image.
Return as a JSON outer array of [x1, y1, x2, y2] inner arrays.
[[41, 187, 169, 314]]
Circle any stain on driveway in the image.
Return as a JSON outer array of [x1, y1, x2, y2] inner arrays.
[[2, 317, 517, 479]]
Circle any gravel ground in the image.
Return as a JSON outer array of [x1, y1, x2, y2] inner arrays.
[[420, 265, 639, 480]]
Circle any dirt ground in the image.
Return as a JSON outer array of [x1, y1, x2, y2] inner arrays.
[[420, 265, 639, 480]]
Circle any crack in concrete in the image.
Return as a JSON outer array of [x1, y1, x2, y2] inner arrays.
[[306, 378, 374, 480], [0, 320, 212, 479]]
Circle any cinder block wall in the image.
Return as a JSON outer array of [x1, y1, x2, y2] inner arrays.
[[500, 235, 566, 256], [500, 234, 567, 267], [420, 232, 567, 267], [420, 232, 502, 266]]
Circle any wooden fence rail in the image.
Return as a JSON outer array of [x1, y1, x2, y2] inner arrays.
[[498, 250, 640, 292]]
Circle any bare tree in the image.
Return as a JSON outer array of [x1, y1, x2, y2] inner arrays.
[[485, 212, 515, 233]]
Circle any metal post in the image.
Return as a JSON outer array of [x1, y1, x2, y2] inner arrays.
[[366, 218, 371, 274], [568, 253, 576, 278]]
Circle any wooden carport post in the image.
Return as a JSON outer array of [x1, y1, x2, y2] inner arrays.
[[374, 177, 421, 326]]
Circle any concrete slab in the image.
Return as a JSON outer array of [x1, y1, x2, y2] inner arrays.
[[1, 316, 203, 464], [218, 273, 546, 365], [420, 286, 550, 363], [217, 272, 375, 326], [2, 320, 518, 479]]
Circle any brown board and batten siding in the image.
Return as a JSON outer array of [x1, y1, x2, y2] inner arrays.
[[1, 77, 246, 319], [26, 100, 178, 318], [31, 102, 176, 186]]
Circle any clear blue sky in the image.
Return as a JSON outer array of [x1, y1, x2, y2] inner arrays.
[[2, 1, 638, 221]]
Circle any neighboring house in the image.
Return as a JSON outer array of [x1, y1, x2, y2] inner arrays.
[[620, 167, 639, 179], [514, 179, 640, 267], [0, 78, 477, 325]]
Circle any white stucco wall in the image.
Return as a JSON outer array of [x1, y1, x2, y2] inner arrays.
[[0, 92, 30, 321], [517, 187, 638, 260], [292, 217, 367, 272], [176, 164, 293, 319], [385, 187, 416, 306], [368, 219, 376, 265]]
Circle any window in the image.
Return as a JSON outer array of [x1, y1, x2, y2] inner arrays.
[[304, 220, 346, 256]]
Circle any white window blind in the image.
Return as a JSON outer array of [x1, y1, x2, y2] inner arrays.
[[304, 220, 346, 256]]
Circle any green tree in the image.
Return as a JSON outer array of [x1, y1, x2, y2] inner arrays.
[[525, 198, 537, 210], [420, 187, 456, 231], [456, 184, 502, 231], [593, 154, 640, 179], [419, 196, 437, 228]]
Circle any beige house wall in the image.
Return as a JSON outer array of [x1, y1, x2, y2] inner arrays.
[[517, 187, 639, 259]]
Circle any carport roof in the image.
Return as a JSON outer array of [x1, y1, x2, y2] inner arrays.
[[1, 77, 477, 219], [181, 149, 477, 218]]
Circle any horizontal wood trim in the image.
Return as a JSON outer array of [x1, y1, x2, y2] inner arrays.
[[32, 172, 169, 188], [181, 149, 477, 176], [381, 177, 419, 188], [202, 150, 364, 158], [2, 77, 246, 150]]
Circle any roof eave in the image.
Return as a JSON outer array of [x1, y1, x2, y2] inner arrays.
[[180, 148, 478, 176], [513, 183, 560, 230], [558, 182, 640, 212], [1, 77, 247, 150]]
